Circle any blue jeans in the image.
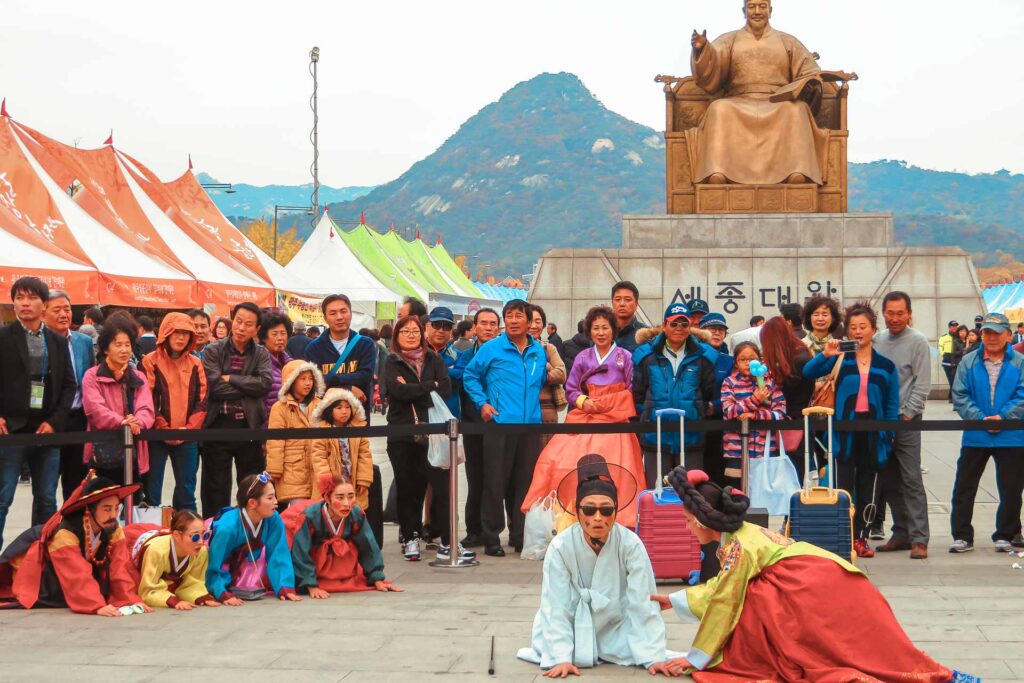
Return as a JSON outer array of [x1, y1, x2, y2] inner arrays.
[[145, 441, 199, 511], [0, 445, 60, 551]]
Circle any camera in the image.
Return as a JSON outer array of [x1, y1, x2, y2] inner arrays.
[[838, 339, 859, 353]]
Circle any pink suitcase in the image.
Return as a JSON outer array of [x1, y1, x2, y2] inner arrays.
[[635, 408, 703, 584]]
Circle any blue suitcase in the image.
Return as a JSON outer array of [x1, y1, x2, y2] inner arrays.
[[785, 407, 855, 564]]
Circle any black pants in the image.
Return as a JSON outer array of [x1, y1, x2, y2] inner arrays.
[[643, 444, 704, 491], [463, 433, 485, 538], [387, 438, 450, 545], [703, 418, 725, 485], [951, 446, 1024, 543], [59, 409, 88, 503], [366, 464, 384, 549], [200, 415, 265, 518], [835, 432, 880, 539], [480, 432, 539, 548]]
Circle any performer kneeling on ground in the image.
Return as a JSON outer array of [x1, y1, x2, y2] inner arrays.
[[0, 474, 152, 616], [206, 472, 300, 605], [651, 468, 973, 681], [127, 509, 220, 610], [284, 473, 401, 597], [517, 455, 676, 678]]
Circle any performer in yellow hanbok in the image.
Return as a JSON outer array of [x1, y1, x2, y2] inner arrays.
[[651, 468, 971, 682]]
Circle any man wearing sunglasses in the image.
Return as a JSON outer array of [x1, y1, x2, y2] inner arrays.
[[632, 302, 719, 489], [425, 307, 460, 418]]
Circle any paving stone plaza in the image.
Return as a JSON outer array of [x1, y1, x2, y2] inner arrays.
[[1, 401, 1022, 681]]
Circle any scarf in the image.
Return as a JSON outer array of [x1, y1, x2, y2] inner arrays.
[[806, 332, 833, 356], [398, 347, 426, 378]]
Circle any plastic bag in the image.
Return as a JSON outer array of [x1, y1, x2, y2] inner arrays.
[[521, 492, 558, 560], [426, 391, 465, 469], [748, 430, 801, 516]]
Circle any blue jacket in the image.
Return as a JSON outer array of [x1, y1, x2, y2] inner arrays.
[[206, 507, 294, 600], [431, 340, 462, 418], [803, 350, 900, 467], [303, 332, 376, 415], [709, 348, 734, 416], [631, 331, 719, 452], [952, 345, 1024, 448], [451, 340, 484, 422], [462, 334, 546, 424]]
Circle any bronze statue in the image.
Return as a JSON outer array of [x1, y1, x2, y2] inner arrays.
[[657, 0, 857, 213], [689, 0, 826, 186]]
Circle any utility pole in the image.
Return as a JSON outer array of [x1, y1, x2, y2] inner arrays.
[[309, 46, 320, 221]]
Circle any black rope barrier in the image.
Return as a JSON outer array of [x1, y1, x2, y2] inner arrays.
[[1, 417, 1021, 446]]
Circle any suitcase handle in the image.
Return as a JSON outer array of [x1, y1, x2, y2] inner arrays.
[[803, 408, 834, 491], [655, 409, 685, 494]]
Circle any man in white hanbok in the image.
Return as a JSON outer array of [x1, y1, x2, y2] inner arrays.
[[517, 455, 676, 677]]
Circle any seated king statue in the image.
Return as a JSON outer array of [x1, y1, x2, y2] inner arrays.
[[687, 0, 828, 186]]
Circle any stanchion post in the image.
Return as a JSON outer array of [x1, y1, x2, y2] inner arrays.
[[430, 418, 478, 569], [122, 424, 134, 525], [740, 419, 750, 493]]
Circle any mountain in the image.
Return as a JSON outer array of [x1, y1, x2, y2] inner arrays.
[[196, 172, 373, 221], [324, 72, 667, 276], [216, 72, 1023, 276]]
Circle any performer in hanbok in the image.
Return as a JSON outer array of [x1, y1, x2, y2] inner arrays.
[[522, 307, 645, 527], [0, 474, 151, 616], [517, 455, 675, 677], [652, 468, 974, 681], [205, 472, 300, 605], [126, 509, 220, 610], [283, 473, 401, 597]]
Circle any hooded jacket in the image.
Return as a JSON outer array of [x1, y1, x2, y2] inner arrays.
[[631, 326, 719, 452], [141, 313, 207, 433], [462, 334, 545, 424], [266, 360, 326, 502], [310, 388, 374, 509]]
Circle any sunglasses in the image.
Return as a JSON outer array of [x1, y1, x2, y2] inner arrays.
[[430, 321, 454, 331], [666, 320, 691, 329], [578, 504, 616, 518], [188, 530, 213, 543], [247, 471, 271, 496]]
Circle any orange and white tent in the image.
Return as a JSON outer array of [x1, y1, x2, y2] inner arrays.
[[0, 102, 311, 308]]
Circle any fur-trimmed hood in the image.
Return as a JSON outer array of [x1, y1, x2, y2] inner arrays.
[[312, 387, 367, 425], [278, 359, 326, 403], [635, 325, 711, 346]]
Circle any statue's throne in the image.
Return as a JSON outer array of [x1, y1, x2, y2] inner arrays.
[[657, 68, 857, 214]]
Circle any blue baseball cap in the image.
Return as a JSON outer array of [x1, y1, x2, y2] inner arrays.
[[980, 313, 1011, 334], [699, 312, 728, 330], [689, 298, 710, 315], [663, 302, 691, 322], [427, 307, 455, 324]]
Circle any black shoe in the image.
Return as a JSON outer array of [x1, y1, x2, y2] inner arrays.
[[460, 534, 483, 548], [484, 545, 506, 557], [1012, 534, 1024, 549], [514, 544, 523, 554]]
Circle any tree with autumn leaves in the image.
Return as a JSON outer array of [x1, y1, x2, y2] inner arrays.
[[243, 217, 303, 265]]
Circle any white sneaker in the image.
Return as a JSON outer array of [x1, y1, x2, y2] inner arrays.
[[948, 539, 973, 553], [437, 543, 476, 561], [995, 539, 1013, 553], [403, 536, 421, 561]]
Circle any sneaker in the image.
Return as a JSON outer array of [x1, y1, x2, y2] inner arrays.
[[868, 527, 885, 541], [854, 539, 875, 558], [995, 539, 1013, 553], [437, 543, 476, 561], [403, 536, 421, 561], [948, 539, 974, 553]]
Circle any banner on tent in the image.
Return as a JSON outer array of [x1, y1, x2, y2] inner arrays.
[[279, 291, 325, 326], [376, 301, 396, 322]]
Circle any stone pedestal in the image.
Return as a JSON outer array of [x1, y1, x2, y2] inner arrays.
[[529, 213, 985, 396]]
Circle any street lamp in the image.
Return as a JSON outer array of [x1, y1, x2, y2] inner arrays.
[[273, 204, 314, 261], [201, 182, 236, 194]]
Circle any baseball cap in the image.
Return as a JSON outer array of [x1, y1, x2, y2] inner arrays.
[[974, 315, 984, 323], [663, 302, 691, 322], [427, 306, 455, 324], [699, 312, 728, 330], [946, 320, 958, 327], [980, 313, 1011, 334], [689, 298, 710, 315], [293, 320, 307, 332]]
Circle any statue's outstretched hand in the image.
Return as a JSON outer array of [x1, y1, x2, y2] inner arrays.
[[691, 30, 708, 53]]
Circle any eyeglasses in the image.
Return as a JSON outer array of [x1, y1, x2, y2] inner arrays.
[[430, 321, 454, 331], [398, 329, 421, 337], [578, 504, 616, 518], [188, 530, 213, 543], [667, 320, 690, 329], [247, 471, 271, 496]]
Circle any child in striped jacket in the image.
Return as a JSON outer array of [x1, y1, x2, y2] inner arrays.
[[721, 342, 787, 487]]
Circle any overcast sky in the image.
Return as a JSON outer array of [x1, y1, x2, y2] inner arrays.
[[4, 0, 1021, 187]]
